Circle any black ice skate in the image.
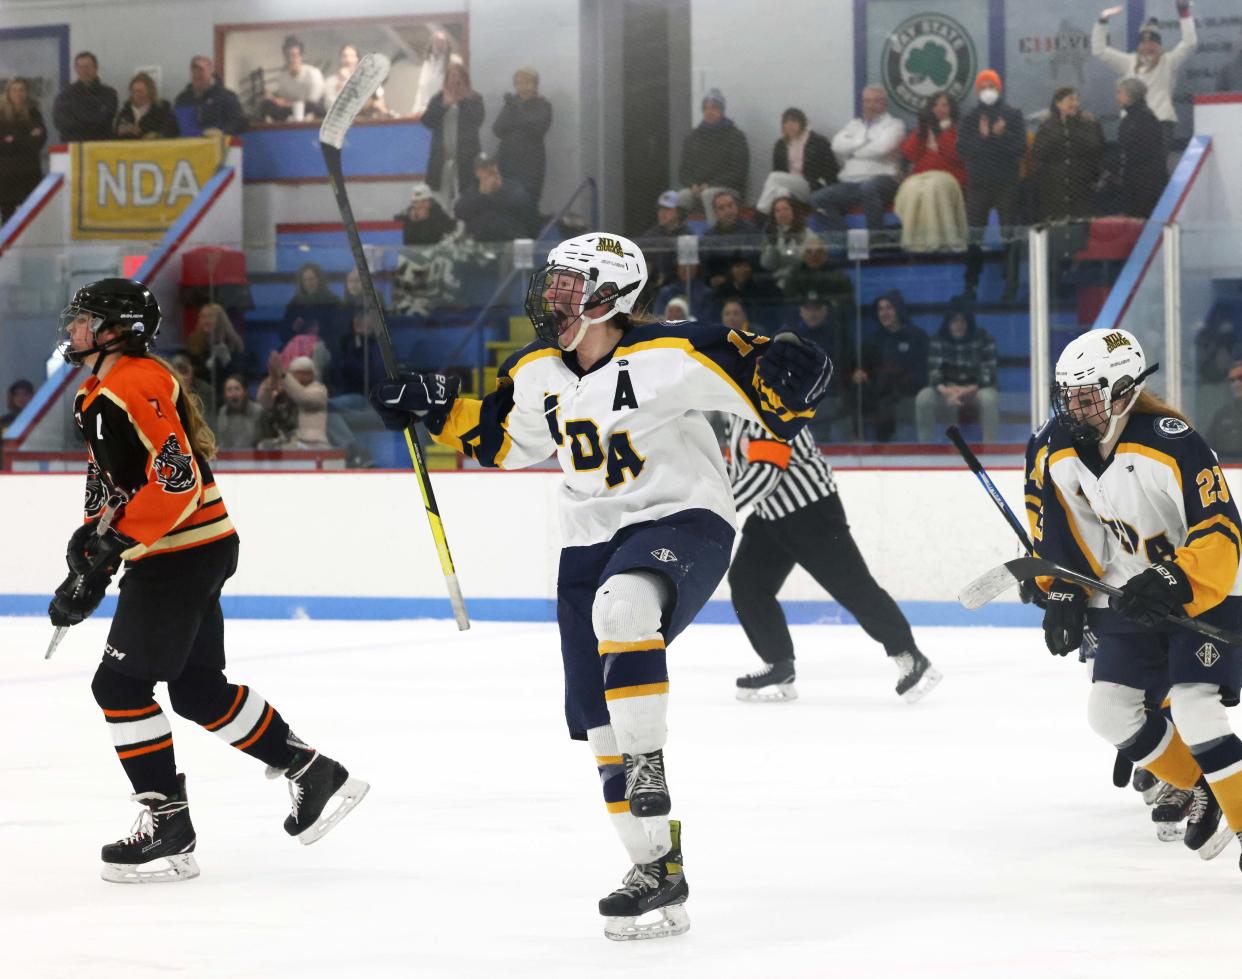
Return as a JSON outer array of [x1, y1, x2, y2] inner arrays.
[[736, 659, 797, 702], [1151, 784, 1192, 842], [1185, 777, 1232, 860], [599, 819, 689, 941], [1132, 767, 1162, 805], [280, 749, 369, 845], [101, 773, 199, 884], [624, 749, 670, 817], [891, 649, 942, 703]]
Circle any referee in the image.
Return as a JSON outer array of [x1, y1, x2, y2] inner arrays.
[[726, 415, 941, 702]]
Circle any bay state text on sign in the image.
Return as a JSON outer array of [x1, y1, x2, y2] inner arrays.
[[71, 137, 224, 240]]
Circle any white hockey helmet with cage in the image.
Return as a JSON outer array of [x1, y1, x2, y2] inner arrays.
[[523, 232, 648, 351], [1052, 328, 1158, 445]]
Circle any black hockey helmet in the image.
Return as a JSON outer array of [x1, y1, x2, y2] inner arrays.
[[58, 278, 162, 366]]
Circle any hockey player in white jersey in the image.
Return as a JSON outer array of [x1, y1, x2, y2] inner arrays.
[[370, 233, 830, 938], [1035, 328, 1242, 868]]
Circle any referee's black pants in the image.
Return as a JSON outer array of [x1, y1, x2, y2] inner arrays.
[[728, 493, 916, 663]]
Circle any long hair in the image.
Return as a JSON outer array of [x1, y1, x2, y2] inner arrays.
[[148, 353, 219, 460], [1130, 389, 1191, 425], [128, 71, 158, 105], [0, 77, 31, 122], [917, 92, 958, 140]]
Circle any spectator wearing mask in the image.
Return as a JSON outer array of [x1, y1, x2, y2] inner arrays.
[[676, 88, 750, 219], [215, 374, 263, 450], [396, 181, 459, 246], [1207, 361, 1242, 462], [1219, 24, 1242, 92], [114, 72, 179, 140], [957, 70, 1026, 303], [175, 56, 248, 136], [454, 153, 535, 241], [1094, 3, 1197, 139], [261, 35, 326, 121], [53, 51, 117, 142], [811, 85, 905, 238], [914, 304, 999, 443], [0, 78, 47, 222], [894, 92, 968, 252], [701, 189, 762, 286], [756, 107, 837, 215], [853, 291, 929, 442], [1031, 87, 1104, 223], [638, 190, 691, 292], [422, 62, 484, 211], [1113, 77, 1167, 219], [493, 67, 552, 206], [760, 195, 816, 291]]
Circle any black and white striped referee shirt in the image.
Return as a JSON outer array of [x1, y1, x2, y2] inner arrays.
[[725, 416, 837, 520]]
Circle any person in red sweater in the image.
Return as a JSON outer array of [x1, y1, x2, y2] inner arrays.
[[894, 93, 968, 252]]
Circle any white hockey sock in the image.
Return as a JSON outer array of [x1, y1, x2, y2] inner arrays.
[[588, 724, 671, 864]]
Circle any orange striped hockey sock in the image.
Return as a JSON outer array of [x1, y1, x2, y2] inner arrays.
[[168, 669, 297, 769], [92, 665, 178, 796]]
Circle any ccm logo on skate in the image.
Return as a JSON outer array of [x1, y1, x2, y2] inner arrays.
[[651, 548, 677, 563], [1196, 642, 1220, 668], [105, 643, 126, 661]]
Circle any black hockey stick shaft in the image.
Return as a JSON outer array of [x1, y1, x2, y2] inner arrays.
[[946, 425, 1034, 554]]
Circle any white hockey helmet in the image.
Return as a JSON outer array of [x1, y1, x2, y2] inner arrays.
[[523, 232, 648, 351], [1052, 328, 1158, 445]]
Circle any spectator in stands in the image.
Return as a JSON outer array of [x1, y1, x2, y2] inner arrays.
[[0, 378, 34, 430], [422, 62, 484, 211], [186, 302, 244, 385], [791, 290, 856, 440], [412, 29, 458, 116], [638, 190, 691, 292], [893, 92, 967, 253], [214, 374, 262, 450], [1031, 87, 1104, 223], [914, 303, 999, 443], [811, 85, 904, 239], [334, 307, 386, 398], [1193, 304, 1241, 425], [396, 181, 460, 246], [0, 79, 47, 222], [53, 51, 117, 142], [175, 56, 248, 136], [756, 107, 837, 216], [710, 253, 783, 325], [493, 67, 552, 207], [701, 189, 761, 286], [170, 351, 216, 415], [324, 44, 359, 110], [1218, 24, 1242, 92], [655, 260, 712, 320], [114, 72, 178, 139], [258, 352, 331, 450], [455, 153, 535, 241], [853, 291, 929, 442], [676, 88, 749, 220], [760, 195, 815, 291], [262, 35, 326, 122], [663, 297, 692, 321], [283, 262, 340, 357], [719, 298, 754, 333], [782, 234, 854, 324], [1207, 361, 1242, 461], [1094, 4, 1197, 141], [958, 70, 1026, 303], [1112, 78, 1168, 220]]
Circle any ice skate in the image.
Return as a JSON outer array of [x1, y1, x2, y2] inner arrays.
[[1151, 784, 1192, 841], [599, 819, 689, 941], [281, 750, 369, 845], [624, 749, 670, 817], [101, 773, 199, 884], [1185, 778, 1232, 860], [1132, 767, 1163, 805], [891, 649, 942, 703], [736, 659, 797, 702]]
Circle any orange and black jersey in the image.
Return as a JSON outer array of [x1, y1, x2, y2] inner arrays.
[[74, 355, 235, 561]]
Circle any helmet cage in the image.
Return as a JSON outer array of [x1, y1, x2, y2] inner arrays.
[[1051, 368, 1152, 445], [524, 263, 636, 352]]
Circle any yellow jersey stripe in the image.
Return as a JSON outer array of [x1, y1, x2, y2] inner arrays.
[[598, 638, 667, 655], [605, 800, 630, 814], [595, 755, 623, 766], [604, 681, 670, 702], [1052, 484, 1106, 578], [1115, 442, 1184, 493]]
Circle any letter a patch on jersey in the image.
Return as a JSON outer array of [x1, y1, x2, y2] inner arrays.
[[153, 434, 196, 493], [612, 370, 639, 411]]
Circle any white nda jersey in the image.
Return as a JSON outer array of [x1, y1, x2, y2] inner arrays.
[[1038, 413, 1242, 617], [429, 321, 814, 547]]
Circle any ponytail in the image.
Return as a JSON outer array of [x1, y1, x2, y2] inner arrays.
[[148, 354, 219, 461], [1130, 389, 1191, 426]]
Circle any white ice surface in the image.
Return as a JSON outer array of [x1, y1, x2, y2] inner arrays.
[[2, 617, 1239, 979]]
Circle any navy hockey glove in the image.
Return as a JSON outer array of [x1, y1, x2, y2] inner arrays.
[[65, 521, 131, 577], [1018, 578, 1048, 609], [48, 569, 110, 628], [1042, 583, 1086, 656], [757, 333, 833, 412], [369, 371, 460, 433], [1111, 563, 1192, 628]]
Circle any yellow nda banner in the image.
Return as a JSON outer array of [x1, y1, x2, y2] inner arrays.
[[72, 138, 224, 240]]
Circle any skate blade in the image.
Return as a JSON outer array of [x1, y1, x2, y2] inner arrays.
[[101, 852, 200, 884], [297, 777, 370, 846], [736, 682, 798, 703], [1197, 822, 1234, 861], [603, 902, 690, 941], [1142, 783, 1167, 806], [901, 667, 943, 704], [1154, 822, 1185, 842]]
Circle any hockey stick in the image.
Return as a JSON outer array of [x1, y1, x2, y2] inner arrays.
[[319, 53, 469, 631], [46, 502, 118, 659], [959, 556, 1242, 647], [946, 425, 1034, 554]]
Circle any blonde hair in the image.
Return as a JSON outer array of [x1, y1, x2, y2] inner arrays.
[[1131, 389, 1191, 426], [128, 71, 158, 103], [0, 77, 31, 122], [148, 354, 218, 460]]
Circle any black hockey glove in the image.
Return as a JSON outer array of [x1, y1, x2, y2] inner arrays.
[[1018, 578, 1048, 609], [757, 333, 833, 413], [1111, 562, 1192, 629], [48, 569, 110, 628], [65, 521, 131, 577], [369, 371, 460, 433], [1042, 583, 1087, 656]]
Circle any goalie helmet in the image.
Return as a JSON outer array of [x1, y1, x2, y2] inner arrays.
[[523, 232, 648, 352], [58, 278, 162, 366], [1052, 328, 1157, 446]]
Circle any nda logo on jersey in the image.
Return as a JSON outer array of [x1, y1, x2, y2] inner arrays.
[[595, 237, 624, 257], [154, 434, 195, 493], [1196, 642, 1221, 668], [1102, 332, 1131, 353], [651, 548, 678, 563]]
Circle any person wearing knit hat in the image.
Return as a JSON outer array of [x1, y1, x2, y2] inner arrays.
[[675, 86, 749, 223], [957, 69, 1027, 303], [1093, 2, 1197, 129]]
